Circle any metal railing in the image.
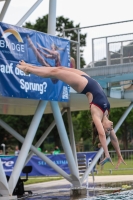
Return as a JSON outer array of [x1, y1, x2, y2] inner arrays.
[[92, 33, 133, 67], [63, 19, 133, 69]]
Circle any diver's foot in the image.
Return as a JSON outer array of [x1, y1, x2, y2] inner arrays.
[[19, 60, 26, 65], [19, 60, 32, 67], [100, 157, 114, 166], [16, 64, 30, 75]]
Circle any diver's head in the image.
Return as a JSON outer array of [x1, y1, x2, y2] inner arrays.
[[102, 114, 113, 133]]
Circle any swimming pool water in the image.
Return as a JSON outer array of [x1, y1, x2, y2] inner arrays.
[[91, 189, 133, 200], [18, 189, 133, 200]]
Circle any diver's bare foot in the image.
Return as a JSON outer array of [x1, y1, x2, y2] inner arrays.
[[19, 60, 32, 67], [16, 64, 30, 75]]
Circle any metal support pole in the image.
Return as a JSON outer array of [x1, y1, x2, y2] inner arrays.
[[107, 82, 111, 97], [67, 108, 78, 166], [107, 102, 133, 145], [0, 118, 72, 183], [62, 28, 65, 38], [108, 43, 111, 65], [0, 0, 11, 21], [16, 0, 43, 26], [80, 102, 133, 184], [51, 102, 80, 183], [0, 159, 9, 196], [25, 108, 66, 164], [106, 37, 109, 66], [92, 39, 94, 67], [48, 0, 80, 186], [77, 29, 80, 69], [1, 144, 5, 155], [8, 100, 47, 194], [120, 41, 123, 64], [48, 0, 57, 34]]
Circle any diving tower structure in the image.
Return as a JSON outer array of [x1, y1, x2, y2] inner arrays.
[[0, 0, 133, 199]]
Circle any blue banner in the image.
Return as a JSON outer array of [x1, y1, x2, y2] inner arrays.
[[0, 152, 96, 176], [0, 22, 70, 102]]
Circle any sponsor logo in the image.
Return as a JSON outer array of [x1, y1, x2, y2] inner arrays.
[[62, 86, 69, 99], [103, 103, 107, 108], [1, 160, 14, 167], [0, 28, 25, 52], [1, 29, 23, 42]]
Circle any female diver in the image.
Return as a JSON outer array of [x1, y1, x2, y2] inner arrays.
[[16, 60, 126, 168]]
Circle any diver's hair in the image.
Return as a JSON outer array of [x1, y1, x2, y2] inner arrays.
[[92, 122, 99, 145]]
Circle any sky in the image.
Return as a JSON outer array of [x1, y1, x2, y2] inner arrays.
[[1, 0, 133, 65]]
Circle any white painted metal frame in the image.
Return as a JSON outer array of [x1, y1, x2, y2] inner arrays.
[[0, 117, 73, 182], [0, 0, 11, 21], [8, 100, 48, 194], [67, 107, 78, 166], [48, 0, 80, 187], [16, 0, 44, 26], [25, 108, 66, 165]]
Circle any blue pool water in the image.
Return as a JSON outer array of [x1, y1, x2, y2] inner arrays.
[[18, 189, 133, 200], [93, 190, 133, 200]]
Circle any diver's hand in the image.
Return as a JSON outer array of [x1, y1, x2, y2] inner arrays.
[[115, 156, 127, 169], [100, 156, 114, 166]]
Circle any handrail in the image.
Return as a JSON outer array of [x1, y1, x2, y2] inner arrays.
[[63, 19, 133, 32]]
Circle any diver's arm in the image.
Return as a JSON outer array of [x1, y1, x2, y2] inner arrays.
[[110, 129, 126, 168], [110, 129, 121, 157], [92, 115, 110, 158]]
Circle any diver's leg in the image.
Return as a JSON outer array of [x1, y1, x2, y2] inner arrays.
[[16, 64, 88, 93], [19, 60, 88, 76], [19, 60, 33, 67]]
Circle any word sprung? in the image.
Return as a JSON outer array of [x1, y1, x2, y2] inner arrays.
[[0, 63, 47, 94]]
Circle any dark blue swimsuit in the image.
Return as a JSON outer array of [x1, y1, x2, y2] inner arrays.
[[81, 75, 110, 113]]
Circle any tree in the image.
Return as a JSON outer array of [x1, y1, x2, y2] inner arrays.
[[72, 110, 93, 151], [0, 115, 33, 150], [24, 15, 87, 67]]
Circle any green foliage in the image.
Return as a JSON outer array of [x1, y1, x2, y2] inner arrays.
[[24, 15, 48, 33], [109, 107, 133, 150], [96, 159, 133, 176], [72, 110, 93, 150], [24, 15, 87, 67], [0, 115, 33, 149], [42, 142, 55, 153], [0, 113, 60, 152], [24, 176, 63, 185]]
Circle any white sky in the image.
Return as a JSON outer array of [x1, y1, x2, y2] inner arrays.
[[1, 0, 133, 65]]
